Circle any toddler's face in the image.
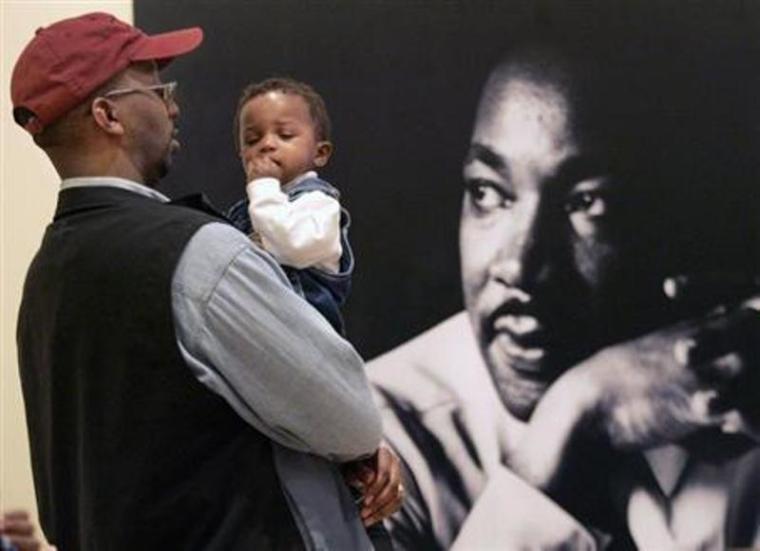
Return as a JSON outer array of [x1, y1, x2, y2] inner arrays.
[[238, 91, 330, 184]]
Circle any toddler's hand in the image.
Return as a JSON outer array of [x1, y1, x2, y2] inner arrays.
[[245, 156, 283, 182]]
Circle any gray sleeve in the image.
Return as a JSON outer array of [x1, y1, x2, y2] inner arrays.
[[171, 222, 382, 462]]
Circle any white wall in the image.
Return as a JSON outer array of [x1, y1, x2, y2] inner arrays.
[[1, 0, 132, 540]]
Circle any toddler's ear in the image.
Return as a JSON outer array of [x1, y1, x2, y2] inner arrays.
[[314, 141, 334, 168]]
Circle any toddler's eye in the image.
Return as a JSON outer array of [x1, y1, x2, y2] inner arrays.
[[465, 179, 514, 213]]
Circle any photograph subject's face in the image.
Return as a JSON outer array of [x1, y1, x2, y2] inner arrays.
[[460, 69, 637, 420]]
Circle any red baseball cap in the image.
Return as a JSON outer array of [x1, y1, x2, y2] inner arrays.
[[11, 12, 203, 134]]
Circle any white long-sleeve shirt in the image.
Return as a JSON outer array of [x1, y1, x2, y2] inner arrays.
[[247, 172, 342, 273]]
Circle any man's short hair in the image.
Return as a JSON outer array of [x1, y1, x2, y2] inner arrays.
[[233, 77, 332, 151]]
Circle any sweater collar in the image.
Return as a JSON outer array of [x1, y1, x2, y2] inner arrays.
[[60, 177, 170, 203]]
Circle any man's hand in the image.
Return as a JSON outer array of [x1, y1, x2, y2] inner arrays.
[[510, 286, 760, 495], [582, 277, 760, 451], [343, 446, 405, 527], [664, 275, 760, 443], [510, 319, 710, 494], [245, 156, 283, 183]]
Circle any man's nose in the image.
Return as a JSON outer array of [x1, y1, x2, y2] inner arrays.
[[489, 209, 551, 291], [167, 99, 180, 120]]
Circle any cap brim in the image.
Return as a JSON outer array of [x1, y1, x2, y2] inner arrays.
[[131, 27, 203, 65]]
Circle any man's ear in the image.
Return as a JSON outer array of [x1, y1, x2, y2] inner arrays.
[[91, 98, 125, 136], [313, 141, 334, 168]]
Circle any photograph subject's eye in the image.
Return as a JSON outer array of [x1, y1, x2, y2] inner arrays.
[[465, 179, 514, 213], [564, 191, 607, 218]]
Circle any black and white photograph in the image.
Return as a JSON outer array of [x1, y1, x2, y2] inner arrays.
[[138, 2, 760, 546]]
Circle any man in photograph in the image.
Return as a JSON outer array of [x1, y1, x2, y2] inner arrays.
[[370, 22, 760, 550]]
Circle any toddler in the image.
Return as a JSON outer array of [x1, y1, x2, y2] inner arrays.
[[227, 78, 351, 335], [227, 78, 393, 550]]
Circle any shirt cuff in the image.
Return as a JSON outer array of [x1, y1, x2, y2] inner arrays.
[[451, 466, 598, 550], [246, 177, 282, 201]]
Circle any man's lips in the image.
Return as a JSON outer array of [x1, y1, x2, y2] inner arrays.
[[171, 129, 180, 151], [491, 307, 549, 345], [483, 303, 558, 376], [493, 314, 541, 337], [495, 333, 545, 360], [493, 315, 547, 362]]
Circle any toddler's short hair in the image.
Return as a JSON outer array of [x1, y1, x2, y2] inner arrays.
[[234, 77, 332, 151]]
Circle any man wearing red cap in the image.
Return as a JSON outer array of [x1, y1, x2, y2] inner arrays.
[[12, 13, 400, 550]]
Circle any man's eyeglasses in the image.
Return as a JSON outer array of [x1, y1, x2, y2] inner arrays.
[[102, 81, 178, 105]]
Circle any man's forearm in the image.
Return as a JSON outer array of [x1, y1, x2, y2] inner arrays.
[[173, 223, 381, 461]]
